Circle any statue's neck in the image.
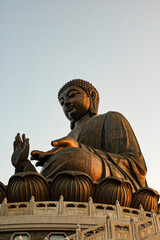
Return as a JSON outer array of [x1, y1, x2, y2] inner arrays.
[[75, 114, 91, 127]]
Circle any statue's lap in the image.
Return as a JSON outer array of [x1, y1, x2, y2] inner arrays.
[[41, 147, 110, 183]]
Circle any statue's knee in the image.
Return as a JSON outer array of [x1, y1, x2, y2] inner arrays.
[[65, 148, 103, 176], [45, 147, 103, 183], [59, 147, 88, 156]]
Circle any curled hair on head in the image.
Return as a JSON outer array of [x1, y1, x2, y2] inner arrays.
[[58, 79, 100, 114]]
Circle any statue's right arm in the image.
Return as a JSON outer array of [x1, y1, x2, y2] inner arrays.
[[12, 133, 36, 173], [31, 136, 80, 167]]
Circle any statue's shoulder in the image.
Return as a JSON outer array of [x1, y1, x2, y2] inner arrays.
[[89, 111, 126, 129], [86, 112, 128, 130], [93, 111, 130, 129], [97, 111, 125, 120]]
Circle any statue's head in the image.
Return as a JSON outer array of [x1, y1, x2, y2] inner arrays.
[[58, 79, 99, 129]]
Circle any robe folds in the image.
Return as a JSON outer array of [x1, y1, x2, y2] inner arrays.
[[41, 111, 147, 191]]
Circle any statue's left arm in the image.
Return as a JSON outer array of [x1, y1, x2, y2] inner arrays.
[[103, 111, 147, 187], [77, 111, 148, 190], [30, 137, 80, 166]]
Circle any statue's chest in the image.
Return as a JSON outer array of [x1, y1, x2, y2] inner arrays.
[[68, 116, 104, 150], [67, 124, 83, 141]]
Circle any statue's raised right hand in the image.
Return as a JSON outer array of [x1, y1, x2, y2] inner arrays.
[[11, 133, 29, 170]]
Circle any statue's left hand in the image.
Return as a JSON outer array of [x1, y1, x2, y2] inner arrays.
[[31, 137, 79, 167], [38, 136, 79, 157], [51, 136, 80, 149]]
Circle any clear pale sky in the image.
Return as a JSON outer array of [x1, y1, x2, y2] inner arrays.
[[1, 1, 160, 195]]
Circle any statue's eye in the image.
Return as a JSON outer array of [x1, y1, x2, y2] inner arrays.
[[69, 93, 76, 98]]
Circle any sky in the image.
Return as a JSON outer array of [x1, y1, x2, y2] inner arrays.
[[1, 1, 160, 196]]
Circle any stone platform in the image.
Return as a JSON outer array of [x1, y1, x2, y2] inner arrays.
[[0, 197, 160, 240]]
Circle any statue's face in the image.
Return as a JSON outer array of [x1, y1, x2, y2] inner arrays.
[[59, 85, 90, 122]]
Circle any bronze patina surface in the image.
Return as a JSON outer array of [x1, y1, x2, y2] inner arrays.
[[9, 79, 159, 208]]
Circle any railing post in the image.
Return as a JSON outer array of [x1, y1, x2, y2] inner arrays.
[[76, 224, 81, 240], [105, 214, 113, 240], [28, 196, 35, 215], [139, 204, 145, 220], [58, 195, 64, 215], [130, 217, 138, 240], [151, 209, 159, 233], [88, 197, 94, 216], [0, 198, 7, 216], [115, 200, 121, 219]]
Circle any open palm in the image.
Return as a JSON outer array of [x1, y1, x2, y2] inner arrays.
[[11, 133, 29, 170]]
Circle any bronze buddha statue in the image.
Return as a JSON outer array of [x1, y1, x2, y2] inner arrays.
[[10, 79, 159, 210]]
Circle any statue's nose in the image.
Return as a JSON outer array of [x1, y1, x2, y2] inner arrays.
[[64, 101, 70, 107]]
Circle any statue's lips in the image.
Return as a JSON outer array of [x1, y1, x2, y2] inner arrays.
[[66, 106, 75, 113]]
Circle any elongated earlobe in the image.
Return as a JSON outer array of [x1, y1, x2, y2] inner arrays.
[[90, 92, 98, 116]]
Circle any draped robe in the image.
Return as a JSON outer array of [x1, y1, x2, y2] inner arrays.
[[40, 111, 147, 191]]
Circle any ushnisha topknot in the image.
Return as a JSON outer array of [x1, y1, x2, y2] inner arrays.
[[58, 79, 100, 106]]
